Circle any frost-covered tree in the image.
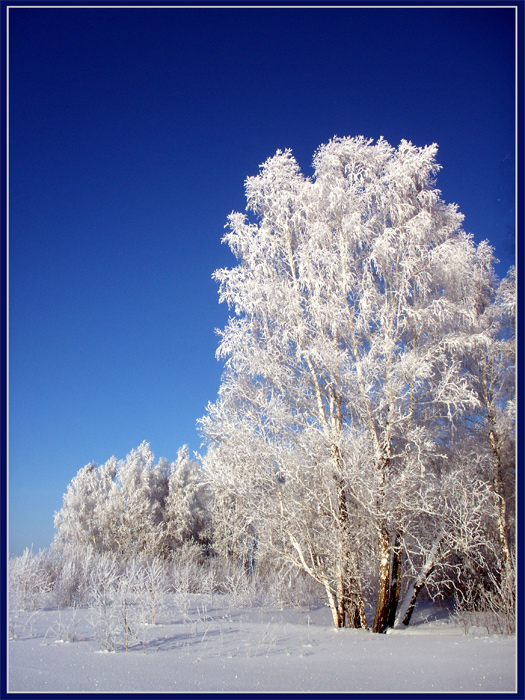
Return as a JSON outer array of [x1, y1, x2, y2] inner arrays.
[[9, 547, 55, 611], [201, 136, 497, 631], [54, 442, 202, 559], [112, 442, 168, 559], [448, 267, 516, 600], [164, 445, 210, 551], [54, 458, 118, 553]]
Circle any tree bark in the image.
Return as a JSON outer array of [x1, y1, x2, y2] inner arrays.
[[372, 440, 391, 634], [333, 457, 367, 629], [323, 579, 345, 628], [372, 522, 391, 633], [386, 532, 403, 628], [396, 568, 432, 628], [394, 533, 443, 628], [487, 419, 513, 583]]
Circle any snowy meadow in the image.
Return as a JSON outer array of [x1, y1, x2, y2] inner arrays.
[[8, 547, 516, 693], [8, 587, 516, 693]]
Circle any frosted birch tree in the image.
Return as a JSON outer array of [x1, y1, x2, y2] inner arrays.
[[105, 442, 167, 559], [55, 443, 172, 558], [202, 136, 495, 631], [164, 445, 210, 551], [54, 458, 118, 554], [448, 267, 516, 606], [466, 267, 515, 578]]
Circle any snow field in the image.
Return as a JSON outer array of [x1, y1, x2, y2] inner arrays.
[[9, 595, 516, 693]]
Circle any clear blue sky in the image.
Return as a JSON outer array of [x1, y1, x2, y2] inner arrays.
[[8, 4, 516, 555]]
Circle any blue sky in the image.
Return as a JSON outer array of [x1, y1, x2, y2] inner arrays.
[[8, 4, 516, 555]]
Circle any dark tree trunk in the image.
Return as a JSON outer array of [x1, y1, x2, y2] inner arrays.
[[399, 566, 433, 626], [394, 534, 443, 628], [386, 532, 403, 628], [334, 462, 367, 629]]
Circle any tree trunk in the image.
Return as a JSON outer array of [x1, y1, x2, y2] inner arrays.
[[372, 522, 391, 633], [488, 421, 513, 584], [346, 548, 369, 629], [335, 565, 347, 628], [346, 585, 369, 628], [394, 533, 442, 628], [333, 462, 367, 629], [322, 579, 345, 628], [395, 568, 432, 628], [386, 532, 403, 628], [371, 428, 392, 634]]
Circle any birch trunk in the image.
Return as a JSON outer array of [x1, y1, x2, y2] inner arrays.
[[322, 579, 345, 628], [487, 419, 513, 584], [372, 522, 391, 633], [333, 449, 367, 629]]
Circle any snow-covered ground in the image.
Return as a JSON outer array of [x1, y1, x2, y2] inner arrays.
[[8, 594, 516, 693]]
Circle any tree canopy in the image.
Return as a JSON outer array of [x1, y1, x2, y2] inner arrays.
[[200, 136, 515, 632]]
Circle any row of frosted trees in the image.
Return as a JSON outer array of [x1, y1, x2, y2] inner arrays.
[[54, 442, 210, 560], [51, 136, 514, 634]]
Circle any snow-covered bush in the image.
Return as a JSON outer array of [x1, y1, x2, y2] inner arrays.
[[452, 558, 515, 636], [44, 605, 85, 644], [261, 563, 324, 610], [168, 541, 214, 597], [112, 561, 144, 652], [86, 554, 119, 650], [47, 544, 99, 608], [133, 556, 170, 625], [9, 548, 55, 611]]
